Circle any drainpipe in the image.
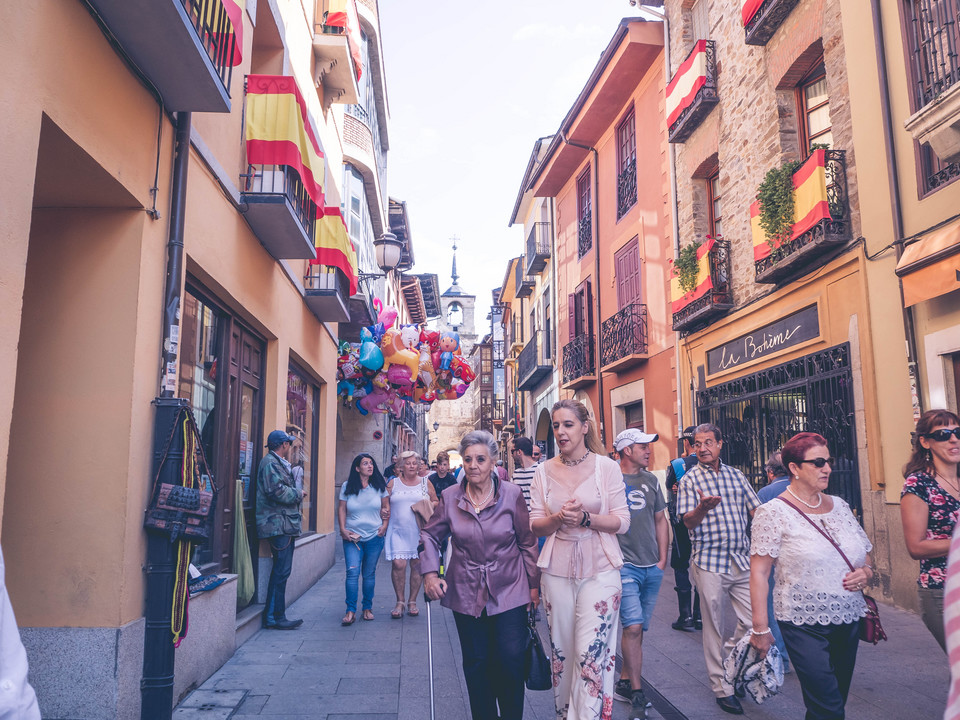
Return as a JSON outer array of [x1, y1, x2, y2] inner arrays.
[[560, 134, 605, 446], [142, 111, 191, 720], [870, 0, 923, 414]]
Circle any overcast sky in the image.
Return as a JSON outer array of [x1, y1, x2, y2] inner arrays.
[[378, 1, 653, 328]]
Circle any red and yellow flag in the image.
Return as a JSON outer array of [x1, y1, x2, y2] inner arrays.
[[206, 0, 244, 67], [322, 0, 363, 81], [311, 207, 359, 296], [670, 236, 717, 313], [666, 40, 708, 128], [245, 74, 325, 212], [751, 149, 832, 261], [741, 0, 764, 26]]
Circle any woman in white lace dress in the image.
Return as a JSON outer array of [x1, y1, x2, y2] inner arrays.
[[748, 432, 874, 720], [385, 451, 438, 618]]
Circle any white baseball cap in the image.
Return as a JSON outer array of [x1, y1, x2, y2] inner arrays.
[[614, 428, 659, 452]]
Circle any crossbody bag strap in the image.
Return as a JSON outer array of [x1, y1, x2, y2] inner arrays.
[[776, 496, 855, 571]]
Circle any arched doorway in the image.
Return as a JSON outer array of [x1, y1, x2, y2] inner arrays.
[[535, 409, 554, 459]]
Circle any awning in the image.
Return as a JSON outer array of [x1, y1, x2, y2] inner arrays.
[[311, 207, 358, 296], [896, 216, 960, 306]]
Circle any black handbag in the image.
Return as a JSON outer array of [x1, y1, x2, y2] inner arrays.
[[525, 608, 552, 691]]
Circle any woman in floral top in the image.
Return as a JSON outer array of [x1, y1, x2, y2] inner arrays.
[[901, 409, 960, 651]]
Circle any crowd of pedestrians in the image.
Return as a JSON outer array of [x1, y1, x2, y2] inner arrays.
[[275, 402, 960, 720]]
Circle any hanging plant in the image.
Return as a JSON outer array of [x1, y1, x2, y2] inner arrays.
[[675, 241, 702, 294], [756, 159, 802, 250]]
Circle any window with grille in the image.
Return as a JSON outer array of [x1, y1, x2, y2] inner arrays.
[[798, 63, 833, 151]]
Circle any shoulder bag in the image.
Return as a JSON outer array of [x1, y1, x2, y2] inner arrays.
[[777, 497, 887, 644], [525, 608, 552, 690], [411, 477, 435, 530]]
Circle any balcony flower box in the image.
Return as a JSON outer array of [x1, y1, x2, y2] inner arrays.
[[667, 40, 718, 143], [751, 149, 850, 284]]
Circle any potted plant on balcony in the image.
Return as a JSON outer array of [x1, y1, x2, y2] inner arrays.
[[674, 240, 702, 294], [756, 158, 802, 253]]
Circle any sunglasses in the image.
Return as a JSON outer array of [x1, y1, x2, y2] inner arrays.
[[924, 428, 960, 442], [799, 457, 835, 468]]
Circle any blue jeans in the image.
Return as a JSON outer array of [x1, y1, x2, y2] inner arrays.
[[263, 534, 295, 625], [768, 571, 790, 667], [343, 535, 384, 612], [620, 564, 664, 630]]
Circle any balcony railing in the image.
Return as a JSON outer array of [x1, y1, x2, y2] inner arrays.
[[600, 303, 649, 372], [742, 0, 801, 46], [401, 401, 418, 432], [908, 0, 960, 107], [667, 40, 718, 143], [517, 338, 552, 391], [304, 267, 351, 323], [562, 334, 596, 388], [525, 222, 551, 275], [617, 158, 637, 219], [672, 239, 734, 332], [87, 0, 235, 111], [577, 212, 593, 259], [241, 164, 319, 260], [754, 150, 851, 284], [493, 398, 506, 423], [515, 259, 535, 298], [492, 340, 505, 369]]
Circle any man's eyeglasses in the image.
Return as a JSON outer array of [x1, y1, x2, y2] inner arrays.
[[799, 457, 835, 468], [924, 427, 960, 442]]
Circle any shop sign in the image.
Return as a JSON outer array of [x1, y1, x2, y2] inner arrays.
[[707, 305, 819, 375]]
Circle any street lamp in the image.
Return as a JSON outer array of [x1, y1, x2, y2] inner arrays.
[[357, 232, 404, 282]]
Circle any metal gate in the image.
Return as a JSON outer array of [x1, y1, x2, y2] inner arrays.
[[696, 343, 862, 518]]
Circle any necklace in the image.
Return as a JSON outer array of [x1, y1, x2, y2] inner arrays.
[[786, 485, 822, 509], [466, 481, 494, 514], [560, 449, 591, 467], [936, 472, 960, 496]]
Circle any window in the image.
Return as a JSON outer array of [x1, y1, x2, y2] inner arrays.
[[614, 239, 642, 309], [690, 0, 709, 41], [568, 278, 593, 338], [616, 109, 637, 218], [544, 294, 552, 360], [797, 64, 833, 151], [708, 172, 723, 238], [624, 400, 645, 432], [904, 0, 960, 109], [577, 168, 592, 258], [286, 365, 319, 532]]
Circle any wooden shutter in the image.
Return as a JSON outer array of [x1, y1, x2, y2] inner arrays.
[[568, 293, 577, 338], [584, 278, 593, 337], [615, 239, 641, 309]]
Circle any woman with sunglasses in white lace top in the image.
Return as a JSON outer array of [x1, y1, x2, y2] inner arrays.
[[901, 409, 960, 652]]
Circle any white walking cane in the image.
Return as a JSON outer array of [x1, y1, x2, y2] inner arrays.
[[425, 591, 436, 720]]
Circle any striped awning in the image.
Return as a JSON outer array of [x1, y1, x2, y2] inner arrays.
[[666, 40, 709, 128], [670, 236, 717, 313], [311, 207, 358, 296], [245, 75, 325, 211], [751, 149, 833, 261]]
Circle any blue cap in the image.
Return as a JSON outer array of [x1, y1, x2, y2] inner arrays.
[[266, 430, 295, 448]]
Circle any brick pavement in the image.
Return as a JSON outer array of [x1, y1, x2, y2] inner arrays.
[[174, 546, 950, 720]]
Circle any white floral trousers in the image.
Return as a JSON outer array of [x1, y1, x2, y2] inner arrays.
[[541, 569, 622, 720]]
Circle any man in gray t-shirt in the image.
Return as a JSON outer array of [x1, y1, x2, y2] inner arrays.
[[612, 429, 669, 718]]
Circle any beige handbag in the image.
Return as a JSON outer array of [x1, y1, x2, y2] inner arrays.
[[411, 478, 435, 529]]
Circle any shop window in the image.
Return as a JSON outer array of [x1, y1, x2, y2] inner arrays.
[[708, 172, 723, 238], [797, 63, 833, 151], [287, 365, 319, 533], [624, 400, 645, 432]]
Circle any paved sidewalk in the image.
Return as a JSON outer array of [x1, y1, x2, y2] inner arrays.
[[175, 546, 950, 720]]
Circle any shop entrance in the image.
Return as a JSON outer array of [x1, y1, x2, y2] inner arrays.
[[696, 343, 862, 518]]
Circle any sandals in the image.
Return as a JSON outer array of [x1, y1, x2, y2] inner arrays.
[[362, 609, 375, 621], [407, 602, 420, 617], [341, 611, 356, 626], [391, 603, 405, 619]]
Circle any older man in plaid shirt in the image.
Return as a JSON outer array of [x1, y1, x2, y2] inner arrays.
[[677, 423, 761, 715]]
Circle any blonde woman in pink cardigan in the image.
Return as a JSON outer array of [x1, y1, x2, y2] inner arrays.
[[530, 399, 630, 720]]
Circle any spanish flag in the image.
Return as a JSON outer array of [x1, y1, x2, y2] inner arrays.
[[670, 236, 717, 313], [206, 0, 244, 67], [741, 0, 764, 26], [666, 40, 708, 128], [321, 0, 363, 81], [311, 207, 359, 296], [751, 149, 832, 261], [245, 75, 325, 213]]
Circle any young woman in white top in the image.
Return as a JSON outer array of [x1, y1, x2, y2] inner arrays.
[[749, 431, 874, 720], [529, 399, 630, 720]]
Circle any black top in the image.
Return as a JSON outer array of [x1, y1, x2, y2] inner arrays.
[[428, 471, 457, 498]]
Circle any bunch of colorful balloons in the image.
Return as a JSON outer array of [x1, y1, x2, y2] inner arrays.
[[336, 299, 477, 415]]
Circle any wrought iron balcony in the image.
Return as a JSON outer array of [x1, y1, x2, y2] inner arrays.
[[304, 267, 350, 323], [86, 0, 235, 111], [493, 398, 506, 424], [743, 0, 801, 46], [492, 340, 505, 369], [515, 258, 535, 298], [754, 150, 851, 284], [241, 164, 319, 260], [577, 212, 593, 259], [562, 334, 596, 389], [600, 303, 648, 372], [525, 222, 551, 275], [517, 338, 552, 391], [672, 239, 734, 333], [667, 40, 718, 144], [617, 158, 637, 220]]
